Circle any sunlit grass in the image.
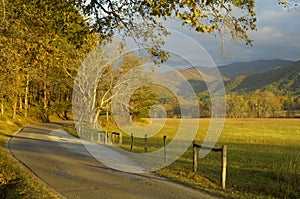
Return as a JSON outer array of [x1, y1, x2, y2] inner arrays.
[[98, 118, 300, 199]]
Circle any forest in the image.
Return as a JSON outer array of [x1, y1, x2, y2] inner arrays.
[[0, 0, 95, 122]]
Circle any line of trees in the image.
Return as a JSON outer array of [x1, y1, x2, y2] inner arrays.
[[226, 90, 300, 118], [0, 0, 95, 121], [146, 89, 300, 119]]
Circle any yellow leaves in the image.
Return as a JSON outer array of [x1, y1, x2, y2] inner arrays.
[[193, 7, 205, 18], [195, 24, 216, 34], [177, 12, 182, 19], [194, 10, 199, 17], [206, 26, 214, 33], [186, 19, 192, 23], [278, 1, 290, 7], [278, 1, 299, 8]]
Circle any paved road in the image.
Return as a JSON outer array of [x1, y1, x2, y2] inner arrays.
[[8, 123, 219, 199]]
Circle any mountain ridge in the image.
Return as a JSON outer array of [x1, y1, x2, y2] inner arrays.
[[228, 60, 300, 95], [168, 59, 300, 96], [218, 59, 294, 78]]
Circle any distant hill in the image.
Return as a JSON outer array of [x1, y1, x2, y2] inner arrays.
[[218, 59, 294, 78], [154, 59, 299, 97], [228, 60, 300, 95], [159, 66, 225, 95], [159, 59, 294, 83]]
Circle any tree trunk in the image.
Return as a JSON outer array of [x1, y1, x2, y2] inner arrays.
[[92, 109, 101, 128], [19, 96, 23, 111], [1, 100, 4, 117], [43, 81, 47, 108], [12, 101, 17, 120], [106, 108, 109, 122], [24, 73, 29, 118]]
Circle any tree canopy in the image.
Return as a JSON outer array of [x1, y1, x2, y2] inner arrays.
[[68, 0, 257, 62], [2, 1, 296, 62]]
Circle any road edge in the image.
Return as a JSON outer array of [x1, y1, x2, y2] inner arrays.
[[7, 126, 67, 199]]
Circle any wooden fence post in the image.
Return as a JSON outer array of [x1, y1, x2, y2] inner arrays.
[[98, 131, 101, 143], [119, 132, 122, 144], [91, 131, 94, 141], [111, 133, 115, 144], [78, 127, 81, 137], [108, 132, 112, 146], [193, 141, 198, 173], [144, 134, 147, 152], [221, 145, 227, 189], [163, 135, 167, 163], [130, 133, 134, 151], [104, 130, 107, 144], [111, 132, 120, 144]]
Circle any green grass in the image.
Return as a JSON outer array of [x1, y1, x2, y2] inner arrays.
[[0, 116, 59, 199], [89, 118, 300, 199]]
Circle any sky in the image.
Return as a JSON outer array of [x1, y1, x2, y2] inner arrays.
[[161, 0, 300, 66]]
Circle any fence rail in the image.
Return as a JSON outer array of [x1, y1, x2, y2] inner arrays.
[[193, 141, 227, 189], [77, 128, 227, 189]]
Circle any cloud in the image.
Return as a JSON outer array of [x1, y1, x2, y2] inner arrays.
[[251, 26, 284, 42], [160, 1, 300, 66]]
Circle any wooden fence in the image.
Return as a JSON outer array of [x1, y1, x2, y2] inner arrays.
[[129, 133, 168, 163], [79, 128, 227, 189], [193, 141, 227, 189]]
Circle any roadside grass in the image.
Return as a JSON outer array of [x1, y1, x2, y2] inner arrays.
[[63, 124, 79, 138], [0, 116, 59, 199], [69, 118, 300, 199]]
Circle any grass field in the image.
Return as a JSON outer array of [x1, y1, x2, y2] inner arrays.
[[97, 118, 300, 199], [1, 116, 298, 198], [0, 116, 59, 199]]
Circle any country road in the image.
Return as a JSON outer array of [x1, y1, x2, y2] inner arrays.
[[8, 123, 219, 199]]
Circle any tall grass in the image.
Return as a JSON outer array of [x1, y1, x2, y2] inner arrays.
[[271, 151, 300, 199]]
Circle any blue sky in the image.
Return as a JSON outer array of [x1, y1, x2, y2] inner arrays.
[[162, 0, 300, 66]]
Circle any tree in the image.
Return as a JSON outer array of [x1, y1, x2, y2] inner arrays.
[[226, 94, 248, 118], [248, 90, 282, 118], [280, 96, 296, 118], [94, 53, 147, 124], [129, 85, 158, 120]]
